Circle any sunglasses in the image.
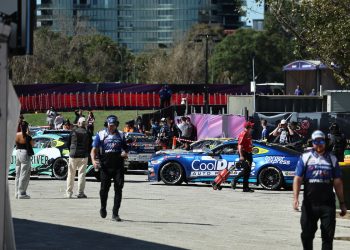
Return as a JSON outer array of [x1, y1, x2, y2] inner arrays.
[[312, 139, 325, 145]]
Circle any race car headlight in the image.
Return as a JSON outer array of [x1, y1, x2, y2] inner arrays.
[[150, 160, 161, 165]]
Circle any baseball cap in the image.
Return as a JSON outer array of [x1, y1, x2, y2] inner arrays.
[[244, 121, 254, 128], [78, 117, 86, 124], [107, 115, 118, 125], [160, 117, 166, 122], [280, 119, 287, 125], [311, 130, 325, 140]]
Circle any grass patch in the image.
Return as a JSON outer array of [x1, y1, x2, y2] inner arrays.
[[23, 110, 155, 133]]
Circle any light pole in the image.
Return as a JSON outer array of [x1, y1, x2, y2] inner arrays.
[[195, 33, 218, 114], [133, 64, 136, 83], [251, 54, 256, 114]]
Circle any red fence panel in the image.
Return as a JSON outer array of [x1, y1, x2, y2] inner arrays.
[[18, 91, 228, 112]]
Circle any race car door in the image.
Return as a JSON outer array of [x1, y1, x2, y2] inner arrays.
[[213, 143, 239, 169]]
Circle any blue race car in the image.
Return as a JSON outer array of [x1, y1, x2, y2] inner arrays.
[[148, 140, 300, 190]]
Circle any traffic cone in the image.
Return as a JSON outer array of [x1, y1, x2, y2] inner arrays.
[[172, 136, 177, 149]]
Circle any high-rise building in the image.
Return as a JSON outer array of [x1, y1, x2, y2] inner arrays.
[[36, 0, 244, 53], [240, 0, 265, 30]]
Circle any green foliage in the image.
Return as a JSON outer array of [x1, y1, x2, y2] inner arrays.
[[138, 23, 225, 84], [265, 0, 350, 85], [23, 110, 153, 132], [10, 28, 133, 84], [210, 28, 295, 84]]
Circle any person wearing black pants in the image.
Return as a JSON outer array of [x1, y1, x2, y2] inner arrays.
[[91, 115, 128, 222], [232, 152, 252, 191], [231, 121, 254, 192], [99, 154, 124, 218], [300, 201, 336, 249], [293, 130, 347, 249]]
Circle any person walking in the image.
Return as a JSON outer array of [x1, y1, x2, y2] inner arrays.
[[231, 121, 255, 192], [91, 115, 128, 222], [66, 117, 92, 198], [15, 121, 34, 199], [293, 130, 347, 250], [327, 122, 347, 162]]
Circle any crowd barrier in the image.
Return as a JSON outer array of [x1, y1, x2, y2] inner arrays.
[[18, 92, 228, 112]]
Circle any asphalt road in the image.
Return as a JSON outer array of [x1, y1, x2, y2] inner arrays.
[[9, 175, 350, 250]]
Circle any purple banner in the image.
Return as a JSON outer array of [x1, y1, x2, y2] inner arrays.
[[178, 114, 246, 140]]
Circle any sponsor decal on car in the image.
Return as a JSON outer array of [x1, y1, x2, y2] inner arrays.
[[265, 156, 290, 165], [282, 171, 295, 176], [190, 158, 235, 176], [11, 155, 49, 165]]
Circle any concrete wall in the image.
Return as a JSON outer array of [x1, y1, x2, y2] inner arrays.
[[327, 91, 350, 112], [227, 95, 254, 115]]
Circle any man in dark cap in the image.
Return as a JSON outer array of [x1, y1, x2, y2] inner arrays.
[[231, 121, 255, 192], [91, 115, 128, 222]]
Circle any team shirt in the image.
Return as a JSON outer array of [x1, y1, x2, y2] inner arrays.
[[295, 150, 341, 204], [238, 130, 253, 153], [92, 129, 127, 154]]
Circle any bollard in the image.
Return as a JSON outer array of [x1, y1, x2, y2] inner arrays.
[[172, 136, 177, 149]]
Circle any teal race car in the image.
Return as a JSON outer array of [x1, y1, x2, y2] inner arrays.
[[9, 133, 96, 180]]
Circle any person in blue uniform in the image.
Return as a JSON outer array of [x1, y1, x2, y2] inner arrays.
[[91, 115, 128, 222], [293, 130, 347, 249]]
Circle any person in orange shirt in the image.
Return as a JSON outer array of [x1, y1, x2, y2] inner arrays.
[[231, 121, 255, 192]]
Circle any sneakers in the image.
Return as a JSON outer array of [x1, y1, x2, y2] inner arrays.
[[18, 194, 31, 199], [242, 188, 254, 193], [100, 209, 107, 218], [112, 214, 122, 222], [65, 193, 73, 199], [77, 193, 87, 198]]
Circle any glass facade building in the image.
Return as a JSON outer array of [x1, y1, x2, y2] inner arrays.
[[241, 0, 265, 30], [36, 0, 243, 53]]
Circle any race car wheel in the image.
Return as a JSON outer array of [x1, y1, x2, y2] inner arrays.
[[160, 162, 184, 185], [52, 157, 68, 180], [258, 166, 283, 190]]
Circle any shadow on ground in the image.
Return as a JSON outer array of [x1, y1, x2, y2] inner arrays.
[[14, 218, 186, 250]]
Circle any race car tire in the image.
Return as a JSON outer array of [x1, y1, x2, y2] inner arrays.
[[258, 166, 283, 190], [52, 157, 68, 180], [160, 162, 184, 185]]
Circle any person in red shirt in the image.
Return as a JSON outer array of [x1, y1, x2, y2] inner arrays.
[[231, 121, 254, 192]]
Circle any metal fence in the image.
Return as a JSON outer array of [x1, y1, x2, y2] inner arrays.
[[18, 92, 228, 112]]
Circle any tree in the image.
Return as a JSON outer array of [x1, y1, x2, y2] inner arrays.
[[10, 28, 133, 84], [210, 28, 295, 84], [265, 0, 350, 85], [136, 23, 225, 84]]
